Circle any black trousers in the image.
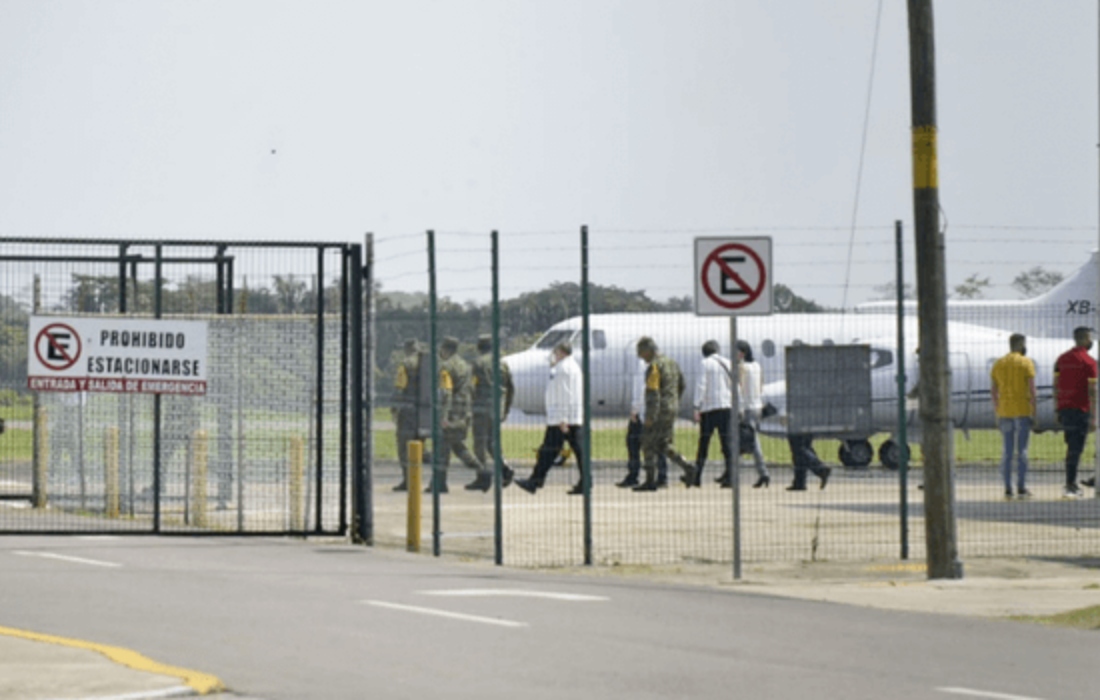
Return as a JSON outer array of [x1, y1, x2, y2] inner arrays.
[[625, 417, 667, 482], [696, 408, 733, 476], [530, 425, 584, 486], [788, 434, 827, 487], [1060, 408, 1090, 486]]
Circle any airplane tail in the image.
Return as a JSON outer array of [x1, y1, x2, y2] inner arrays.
[[1027, 250, 1098, 319]]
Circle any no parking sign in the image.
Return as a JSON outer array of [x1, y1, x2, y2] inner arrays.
[[694, 237, 773, 316]]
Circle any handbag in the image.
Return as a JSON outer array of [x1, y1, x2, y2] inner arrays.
[[738, 421, 756, 454]]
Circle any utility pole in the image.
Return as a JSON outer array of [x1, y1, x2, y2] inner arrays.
[[907, 0, 962, 579]]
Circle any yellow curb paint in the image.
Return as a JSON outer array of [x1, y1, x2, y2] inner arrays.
[[0, 625, 225, 695]]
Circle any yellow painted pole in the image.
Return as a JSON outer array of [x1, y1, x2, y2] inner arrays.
[[407, 440, 422, 552], [192, 430, 208, 528], [33, 407, 48, 509], [104, 427, 120, 519], [289, 436, 305, 531]]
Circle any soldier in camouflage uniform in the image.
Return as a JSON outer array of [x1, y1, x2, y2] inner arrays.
[[430, 336, 491, 493], [634, 336, 697, 491], [391, 338, 422, 492], [470, 335, 515, 487]]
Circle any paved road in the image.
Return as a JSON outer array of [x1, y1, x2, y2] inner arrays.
[[0, 536, 1095, 700]]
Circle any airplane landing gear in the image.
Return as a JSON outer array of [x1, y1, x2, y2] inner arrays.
[[838, 439, 873, 469], [878, 439, 910, 471]]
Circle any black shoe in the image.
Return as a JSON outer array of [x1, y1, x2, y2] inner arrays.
[[786, 484, 807, 491], [714, 471, 730, 484], [392, 481, 408, 492], [753, 475, 770, 489], [1082, 477, 1096, 488], [633, 481, 659, 492], [1004, 488, 1014, 499], [616, 477, 639, 488], [514, 478, 537, 494], [464, 471, 493, 492], [819, 467, 831, 490], [719, 477, 732, 489], [501, 466, 514, 488], [425, 483, 448, 494], [567, 482, 584, 495]]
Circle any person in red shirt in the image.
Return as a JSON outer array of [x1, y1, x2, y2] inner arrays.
[[1053, 327, 1098, 498]]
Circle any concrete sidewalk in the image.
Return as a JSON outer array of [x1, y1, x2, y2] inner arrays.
[[2, 555, 1097, 700]]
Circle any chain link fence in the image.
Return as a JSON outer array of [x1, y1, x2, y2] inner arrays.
[[0, 239, 359, 535], [369, 226, 1100, 567]]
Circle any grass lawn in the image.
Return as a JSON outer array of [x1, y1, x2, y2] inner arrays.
[[1012, 603, 1100, 630]]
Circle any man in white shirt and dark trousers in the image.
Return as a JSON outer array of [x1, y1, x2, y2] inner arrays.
[[515, 341, 586, 495], [692, 340, 734, 488]]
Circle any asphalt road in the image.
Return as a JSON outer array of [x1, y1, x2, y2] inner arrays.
[[0, 536, 1094, 700]]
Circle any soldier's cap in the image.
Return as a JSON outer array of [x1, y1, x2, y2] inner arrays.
[[441, 336, 459, 352], [636, 336, 657, 353], [403, 338, 419, 352], [477, 334, 492, 352]]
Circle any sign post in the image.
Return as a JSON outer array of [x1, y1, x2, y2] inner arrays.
[[694, 237, 773, 580]]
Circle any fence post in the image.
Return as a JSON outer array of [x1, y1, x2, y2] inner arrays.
[[105, 427, 119, 519], [290, 435, 305, 532], [407, 440, 422, 552], [193, 430, 209, 528], [33, 407, 48, 509]]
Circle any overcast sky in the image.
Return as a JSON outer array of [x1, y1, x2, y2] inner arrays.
[[1, 1, 1098, 308]]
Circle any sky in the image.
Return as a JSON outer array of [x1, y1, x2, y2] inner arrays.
[[1, 0, 1099, 309]]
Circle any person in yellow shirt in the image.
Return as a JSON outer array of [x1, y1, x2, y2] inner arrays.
[[990, 333, 1037, 499]]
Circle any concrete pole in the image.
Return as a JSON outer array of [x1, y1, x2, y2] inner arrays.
[[907, 0, 962, 579]]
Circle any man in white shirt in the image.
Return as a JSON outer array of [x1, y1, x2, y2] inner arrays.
[[515, 341, 586, 495], [692, 340, 736, 487]]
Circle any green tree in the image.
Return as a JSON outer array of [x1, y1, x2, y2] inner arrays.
[[774, 283, 825, 312], [953, 273, 991, 300], [1012, 266, 1064, 298]]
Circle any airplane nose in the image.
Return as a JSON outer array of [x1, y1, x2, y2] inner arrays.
[[503, 350, 547, 415]]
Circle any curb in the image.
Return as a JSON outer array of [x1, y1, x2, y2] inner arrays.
[[0, 625, 226, 698]]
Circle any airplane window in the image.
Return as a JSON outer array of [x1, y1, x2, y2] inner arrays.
[[870, 348, 894, 369], [592, 330, 607, 349], [535, 330, 573, 350], [762, 340, 775, 358]]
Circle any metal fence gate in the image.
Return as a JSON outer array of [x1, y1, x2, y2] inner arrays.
[[0, 238, 364, 536]]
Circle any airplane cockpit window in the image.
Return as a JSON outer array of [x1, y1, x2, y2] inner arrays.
[[869, 348, 894, 369], [762, 340, 775, 358], [791, 339, 804, 347], [822, 338, 835, 346], [535, 330, 573, 350], [592, 330, 607, 349]]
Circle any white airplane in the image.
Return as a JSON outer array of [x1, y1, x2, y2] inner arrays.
[[503, 253, 1095, 468], [855, 250, 1099, 339], [757, 328, 1067, 469]]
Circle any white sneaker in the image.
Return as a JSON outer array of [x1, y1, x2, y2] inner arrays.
[[1063, 487, 1082, 499]]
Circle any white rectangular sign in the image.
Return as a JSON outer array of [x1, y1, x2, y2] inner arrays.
[[694, 237, 774, 316], [27, 316, 209, 395]]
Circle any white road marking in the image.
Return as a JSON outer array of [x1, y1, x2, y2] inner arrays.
[[361, 600, 527, 628], [420, 589, 608, 602], [76, 535, 121, 541], [938, 687, 1047, 700], [13, 550, 122, 568]]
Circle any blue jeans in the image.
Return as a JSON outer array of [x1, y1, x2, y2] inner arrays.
[[999, 417, 1032, 491]]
